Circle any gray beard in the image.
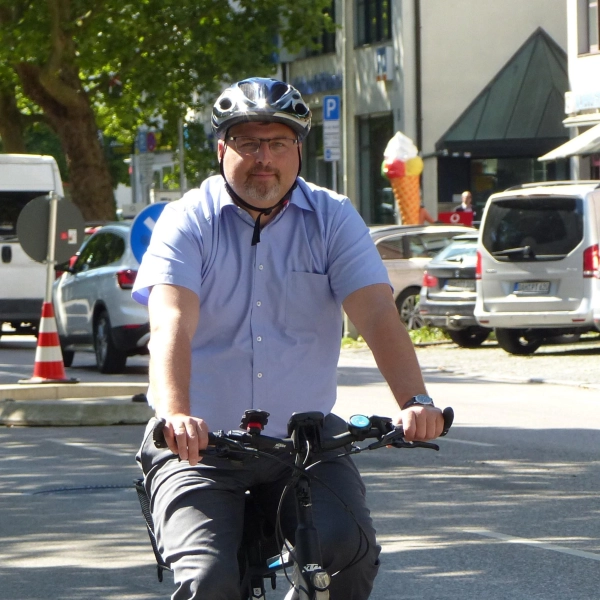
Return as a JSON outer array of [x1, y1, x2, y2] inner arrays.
[[243, 178, 282, 204]]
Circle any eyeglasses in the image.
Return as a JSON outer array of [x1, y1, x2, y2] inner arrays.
[[226, 136, 299, 156]]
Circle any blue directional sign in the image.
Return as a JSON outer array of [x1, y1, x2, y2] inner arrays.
[[130, 202, 169, 264]]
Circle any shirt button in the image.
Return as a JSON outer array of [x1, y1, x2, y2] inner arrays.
[[256, 301, 262, 307], [256, 336, 262, 342], [258, 264, 264, 270], [257, 372, 263, 378]]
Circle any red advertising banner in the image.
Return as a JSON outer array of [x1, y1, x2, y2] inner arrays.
[[438, 211, 474, 226]]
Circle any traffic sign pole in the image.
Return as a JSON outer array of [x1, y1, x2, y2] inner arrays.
[[45, 193, 59, 303], [323, 95, 341, 193]]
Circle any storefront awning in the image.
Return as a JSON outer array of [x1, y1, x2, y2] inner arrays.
[[538, 123, 600, 161], [436, 28, 568, 159]]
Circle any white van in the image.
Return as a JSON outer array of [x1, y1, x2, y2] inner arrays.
[[475, 181, 600, 354], [0, 154, 64, 337]]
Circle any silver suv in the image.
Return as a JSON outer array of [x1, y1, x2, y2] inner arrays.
[[53, 222, 149, 373], [475, 181, 600, 354]]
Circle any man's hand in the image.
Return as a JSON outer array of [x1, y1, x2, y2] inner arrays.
[[161, 413, 210, 466], [397, 405, 444, 442]]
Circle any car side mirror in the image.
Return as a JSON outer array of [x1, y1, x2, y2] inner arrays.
[[55, 255, 78, 274]]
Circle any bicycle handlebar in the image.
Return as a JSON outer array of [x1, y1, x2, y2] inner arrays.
[[152, 407, 454, 458]]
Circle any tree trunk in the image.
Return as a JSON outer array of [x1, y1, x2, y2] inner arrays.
[[0, 85, 27, 153], [15, 63, 116, 221]]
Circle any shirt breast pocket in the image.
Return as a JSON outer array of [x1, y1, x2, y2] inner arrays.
[[285, 271, 340, 333]]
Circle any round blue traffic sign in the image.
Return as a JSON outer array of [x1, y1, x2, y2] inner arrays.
[[130, 202, 169, 264]]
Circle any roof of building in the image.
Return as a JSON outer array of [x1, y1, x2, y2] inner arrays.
[[436, 28, 569, 158]]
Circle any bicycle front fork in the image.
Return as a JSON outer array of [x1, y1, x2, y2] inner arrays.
[[289, 476, 331, 600]]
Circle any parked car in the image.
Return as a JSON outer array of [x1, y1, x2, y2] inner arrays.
[[419, 233, 491, 347], [475, 181, 600, 355], [53, 222, 149, 373], [370, 224, 477, 329]]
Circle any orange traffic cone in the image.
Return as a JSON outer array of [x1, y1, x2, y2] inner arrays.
[[19, 302, 79, 384]]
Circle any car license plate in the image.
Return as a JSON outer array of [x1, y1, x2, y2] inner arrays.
[[515, 281, 550, 294], [445, 279, 476, 291]]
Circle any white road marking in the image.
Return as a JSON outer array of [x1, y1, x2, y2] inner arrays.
[[46, 440, 130, 457], [441, 438, 495, 447], [466, 528, 600, 561]]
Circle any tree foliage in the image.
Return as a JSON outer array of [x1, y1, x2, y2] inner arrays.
[[0, 0, 333, 219]]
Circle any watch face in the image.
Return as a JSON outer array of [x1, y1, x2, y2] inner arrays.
[[414, 394, 434, 405]]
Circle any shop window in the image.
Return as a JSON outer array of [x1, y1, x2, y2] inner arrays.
[[469, 158, 556, 212], [356, 0, 392, 46], [358, 113, 394, 224]]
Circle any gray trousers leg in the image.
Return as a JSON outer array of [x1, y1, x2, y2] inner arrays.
[[137, 415, 381, 600]]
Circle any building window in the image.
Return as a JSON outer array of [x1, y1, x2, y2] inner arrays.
[[590, 0, 599, 51], [302, 124, 340, 191], [578, 0, 600, 53], [358, 113, 394, 224], [307, 2, 336, 56], [356, 0, 392, 46]]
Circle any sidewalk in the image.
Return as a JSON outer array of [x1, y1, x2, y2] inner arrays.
[[2, 343, 597, 427], [0, 382, 153, 426]]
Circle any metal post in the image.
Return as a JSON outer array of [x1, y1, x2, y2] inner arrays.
[[44, 192, 59, 303], [342, 0, 356, 204], [331, 161, 337, 192]]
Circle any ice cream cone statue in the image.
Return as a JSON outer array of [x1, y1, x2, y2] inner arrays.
[[381, 132, 424, 225]]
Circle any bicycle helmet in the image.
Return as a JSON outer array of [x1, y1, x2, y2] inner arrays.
[[212, 77, 311, 140]]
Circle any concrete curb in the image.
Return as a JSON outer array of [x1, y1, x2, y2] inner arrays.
[[0, 382, 153, 427]]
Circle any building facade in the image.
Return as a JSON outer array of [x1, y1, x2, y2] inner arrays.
[[539, 0, 600, 178], [283, 0, 568, 224]]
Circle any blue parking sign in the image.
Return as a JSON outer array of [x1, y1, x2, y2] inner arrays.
[[323, 96, 340, 121], [130, 202, 169, 264]]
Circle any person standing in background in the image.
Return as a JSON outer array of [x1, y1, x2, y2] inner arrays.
[[455, 190, 474, 217]]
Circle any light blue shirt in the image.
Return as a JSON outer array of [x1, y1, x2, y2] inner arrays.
[[133, 175, 391, 436]]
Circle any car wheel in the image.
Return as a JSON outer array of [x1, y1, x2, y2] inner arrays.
[[59, 337, 74, 367], [395, 287, 424, 330], [61, 349, 75, 367], [447, 327, 490, 348], [495, 328, 542, 355], [94, 311, 127, 374]]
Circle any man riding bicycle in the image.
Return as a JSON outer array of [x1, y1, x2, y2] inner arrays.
[[133, 77, 444, 600]]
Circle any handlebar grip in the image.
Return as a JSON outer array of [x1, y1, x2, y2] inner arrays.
[[152, 418, 218, 451], [153, 418, 168, 448], [440, 407, 454, 437]]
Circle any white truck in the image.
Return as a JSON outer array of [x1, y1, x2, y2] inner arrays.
[[0, 154, 64, 338]]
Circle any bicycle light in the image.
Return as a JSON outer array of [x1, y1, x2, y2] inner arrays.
[[311, 570, 331, 591]]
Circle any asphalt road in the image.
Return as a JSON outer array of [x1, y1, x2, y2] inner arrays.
[[1, 332, 600, 387], [1, 348, 599, 600]]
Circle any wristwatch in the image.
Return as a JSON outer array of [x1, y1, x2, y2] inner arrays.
[[402, 394, 435, 409]]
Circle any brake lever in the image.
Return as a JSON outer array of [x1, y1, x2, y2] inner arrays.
[[440, 407, 454, 437], [390, 440, 440, 451]]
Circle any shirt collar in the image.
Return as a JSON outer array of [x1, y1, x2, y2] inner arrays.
[[218, 175, 314, 212]]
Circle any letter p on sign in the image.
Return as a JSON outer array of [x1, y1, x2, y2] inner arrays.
[[323, 96, 340, 121]]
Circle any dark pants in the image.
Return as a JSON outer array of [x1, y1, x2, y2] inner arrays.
[[137, 414, 381, 600]]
